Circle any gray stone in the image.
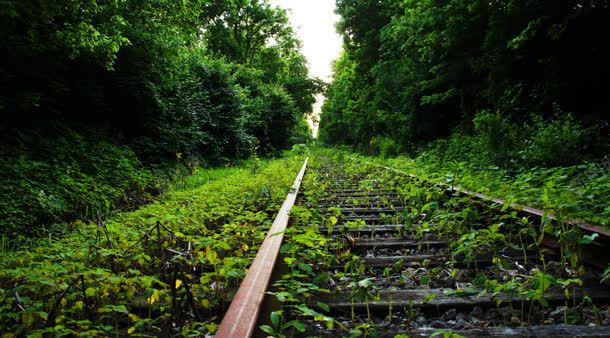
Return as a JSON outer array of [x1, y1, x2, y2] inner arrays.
[[455, 318, 470, 329], [442, 308, 457, 320], [470, 306, 483, 317], [549, 306, 567, 320], [485, 309, 499, 320], [429, 320, 447, 328]]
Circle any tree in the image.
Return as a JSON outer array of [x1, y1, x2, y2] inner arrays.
[[321, 0, 610, 154], [202, 0, 293, 64], [1, 0, 320, 160]]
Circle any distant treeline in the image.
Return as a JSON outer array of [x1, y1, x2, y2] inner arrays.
[[320, 0, 609, 165]]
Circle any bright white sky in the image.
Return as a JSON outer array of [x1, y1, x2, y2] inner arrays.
[[270, 0, 343, 136]]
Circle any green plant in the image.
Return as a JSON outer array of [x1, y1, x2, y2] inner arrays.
[[557, 278, 583, 324], [602, 265, 610, 284], [0, 129, 157, 241], [345, 277, 378, 324], [259, 311, 306, 337], [525, 113, 590, 167], [431, 329, 467, 338], [0, 155, 305, 335]]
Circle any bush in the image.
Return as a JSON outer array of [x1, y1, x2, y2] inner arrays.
[[365, 137, 401, 157], [378, 137, 401, 158], [0, 127, 155, 240], [419, 133, 481, 168], [473, 110, 520, 165], [233, 66, 304, 155], [414, 110, 604, 171], [523, 114, 591, 167]]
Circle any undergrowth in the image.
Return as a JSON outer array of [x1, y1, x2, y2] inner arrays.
[[327, 110, 609, 226], [379, 156, 610, 226], [0, 127, 157, 242], [0, 125, 269, 246], [267, 149, 609, 337], [0, 154, 305, 336]]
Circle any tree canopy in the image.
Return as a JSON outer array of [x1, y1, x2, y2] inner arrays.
[[320, 0, 610, 158], [1, 0, 320, 160]]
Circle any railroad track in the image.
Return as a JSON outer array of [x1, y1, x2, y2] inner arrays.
[[217, 157, 610, 337]]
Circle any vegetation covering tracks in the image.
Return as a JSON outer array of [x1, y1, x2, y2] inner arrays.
[[0, 155, 305, 336], [258, 149, 610, 337], [1, 0, 320, 241], [373, 150, 610, 227], [318, 0, 609, 231]]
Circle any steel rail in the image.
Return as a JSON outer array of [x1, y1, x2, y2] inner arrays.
[[215, 157, 308, 338], [355, 158, 610, 238]]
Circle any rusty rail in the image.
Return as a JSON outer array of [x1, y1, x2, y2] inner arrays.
[[357, 159, 610, 238], [215, 158, 308, 338]]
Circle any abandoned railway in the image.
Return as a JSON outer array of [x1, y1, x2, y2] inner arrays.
[[217, 156, 610, 337]]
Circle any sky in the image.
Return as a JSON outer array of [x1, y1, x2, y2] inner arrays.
[[270, 0, 343, 136]]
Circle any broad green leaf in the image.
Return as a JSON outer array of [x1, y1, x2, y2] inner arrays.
[[317, 301, 330, 312]]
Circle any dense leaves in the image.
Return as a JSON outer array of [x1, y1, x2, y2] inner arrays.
[[0, 156, 305, 336], [0, 0, 320, 237], [320, 0, 610, 163], [1, 0, 318, 158], [353, 148, 610, 226], [0, 126, 156, 241]]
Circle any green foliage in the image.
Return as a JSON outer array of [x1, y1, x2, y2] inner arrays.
[[292, 149, 607, 334], [320, 0, 610, 162], [290, 117, 314, 146], [202, 0, 292, 65], [378, 150, 610, 226], [472, 111, 519, 165], [2, 0, 319, 159], [0, 127, 155, 241], [419, 111, 604, 170], [373, 137, 402, 158], [524, 114, 591, 167], [1, 0, 321, 237], [0, 156, 305, 335]]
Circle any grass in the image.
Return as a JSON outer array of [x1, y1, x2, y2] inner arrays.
[[0, 154, 305, 336], [354, 153, 610, 226]]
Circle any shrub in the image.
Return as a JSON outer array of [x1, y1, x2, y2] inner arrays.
[[378, 137, 401, 158], [365, 136, 400, 157], [0, 127, 155, 241], [290, 117, 314, 145], [472, 110, 519, 165], [523, 114, 590, 167], [419, 133, 481, 168]]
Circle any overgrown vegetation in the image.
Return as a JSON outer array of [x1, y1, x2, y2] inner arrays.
[[1, 0, 320, 238], [319, 0, 609, 167], [319, 1, 608, 227], [266, 149, 609, 336], [379, 152, 610, 226], [0, 155, 305, 336], [356, 112, 610, 225], [2, 0, 609, 335], [0, 126, 158, 241]]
